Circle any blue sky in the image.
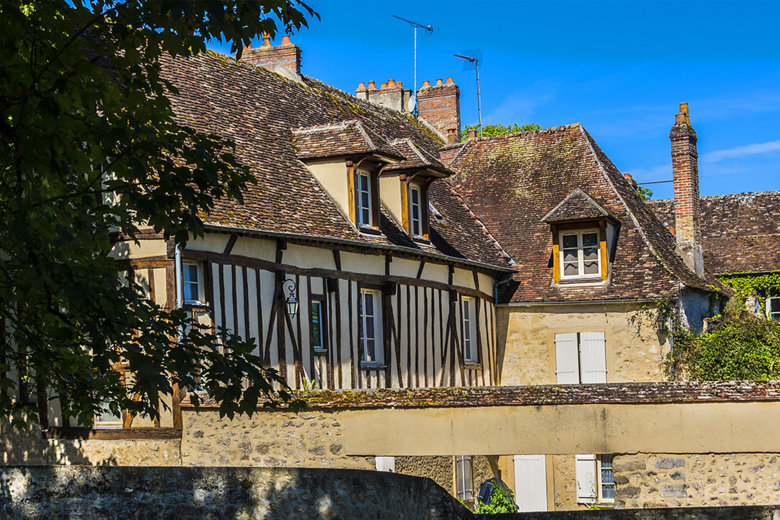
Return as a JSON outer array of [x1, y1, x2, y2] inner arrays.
[[214, 0, 780, 199]]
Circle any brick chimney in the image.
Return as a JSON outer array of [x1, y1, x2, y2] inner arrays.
[[242, 33, 302, 79], [417, 77, 461, 138], [670, 102, 704, 277]]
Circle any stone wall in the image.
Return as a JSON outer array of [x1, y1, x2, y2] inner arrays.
[[477, 506, 780, 520], [180, 409, 372, 469], [614, 453, 780, 509], [0, 466, 471, 520]]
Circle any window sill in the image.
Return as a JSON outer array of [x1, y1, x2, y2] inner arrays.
[[183, 302, 210, 309], [312, 348, 328, 355], [412, 236, 430, 245], [556, 277, 608, 287], [464, 361, 481, 368]]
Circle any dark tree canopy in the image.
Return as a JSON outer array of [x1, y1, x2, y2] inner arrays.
[[0, 0, 316, 428]]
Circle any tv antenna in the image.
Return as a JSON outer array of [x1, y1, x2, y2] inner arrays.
[[453, 51, 482, 137], [392, 14, 433, 115]]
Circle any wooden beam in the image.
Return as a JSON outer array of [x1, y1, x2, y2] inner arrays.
[[43, 427, 182, 440], [115, 256, 170, 270], [223, 234, 239, 255], [182, 250, 494, 302]]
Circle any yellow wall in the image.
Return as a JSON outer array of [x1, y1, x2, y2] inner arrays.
[[496, 303, 668, 386]]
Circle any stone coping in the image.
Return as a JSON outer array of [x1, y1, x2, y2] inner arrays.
[[182, 381, 780, 411]]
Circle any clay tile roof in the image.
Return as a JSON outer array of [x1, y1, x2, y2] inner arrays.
[[383, 139, 453, 177], [649, 191, 780, 274], [292, 120, 404, 162], [161, 51, 512, 271], [541, 188, 611, 222], [448, 124, 721, 303]]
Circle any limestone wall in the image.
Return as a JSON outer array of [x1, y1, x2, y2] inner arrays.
[[0, 466, 471, 520], [180, 409, 372, 469], [614, 453, 780, 509], [497, 303, 668, 386]]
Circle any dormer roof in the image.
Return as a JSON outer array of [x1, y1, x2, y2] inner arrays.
[[541, 188, 612, 223], [383, 139, 453, 178], [292, 120, 404, 163]]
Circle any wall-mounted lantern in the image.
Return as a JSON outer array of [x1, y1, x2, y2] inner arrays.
[[283, 279, 299, 318]]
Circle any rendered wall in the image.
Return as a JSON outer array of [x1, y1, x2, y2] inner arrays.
[[496, 303, 669, 386]]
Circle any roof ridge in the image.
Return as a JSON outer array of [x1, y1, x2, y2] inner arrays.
[[354, 120, 376, 150]]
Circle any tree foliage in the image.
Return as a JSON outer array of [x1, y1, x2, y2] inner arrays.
[[0, 0, 316, 428], [475, 483, 519, 514], [461, 123, 541, 141], [636, 185, 653, 200]]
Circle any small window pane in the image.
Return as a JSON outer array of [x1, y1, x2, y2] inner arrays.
[[769, 298, 780, 320], [582, 233, 598, 247], [562, 235, 578, 248], [583, 261, 599, 275], [600, 456, 615, 501], [583, 247, 599, 260], [564, 250, 578, 262], [311, 301, 323, 349], [564, 263, 579, 276]]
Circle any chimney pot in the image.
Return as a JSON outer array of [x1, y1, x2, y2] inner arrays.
[[446, 77, 454, 84], [387, 78, 395, 87], [397, 81, 403, 88], [380, 82, 387, 89], [260, 33, 272, 48], [281, 35, 292, 46], [356, 82, 366, 93], [368, 80, 377, 90], [422, 80, 430, 88], [467, 129, 477, 139], [435, 78, 443, 86], [446, 128, 458, 145]]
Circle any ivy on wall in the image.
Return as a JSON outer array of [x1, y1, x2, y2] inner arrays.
[[717, 272, 780, 296]]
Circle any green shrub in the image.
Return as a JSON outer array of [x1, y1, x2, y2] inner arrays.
[[475, 484, 519, 514]]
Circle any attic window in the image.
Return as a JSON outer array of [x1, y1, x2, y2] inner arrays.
[[409, 184, 423, 237], [560, 229, 601, 280], [356, 170, 373, 227], [402, 181, 429, 240]]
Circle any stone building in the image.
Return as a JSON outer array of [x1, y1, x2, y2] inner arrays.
[[5, 35, 780, 513]]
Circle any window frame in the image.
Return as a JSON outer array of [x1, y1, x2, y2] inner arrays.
[[182, 261, 205, 305], [310, 295, 328, 352], [358, 287, 384, 366], [767, 296, 780, 321], [558, 228, 602, 281], [94, 403, 123, 429], [408, 182, 423, 238], [597, 455, 615, 504], [461, 296, 478, 364]]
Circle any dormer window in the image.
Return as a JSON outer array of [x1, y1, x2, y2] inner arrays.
[[559, 229, 602, 280], [408, 183, 423, 237], [356, 169, 374, 228]]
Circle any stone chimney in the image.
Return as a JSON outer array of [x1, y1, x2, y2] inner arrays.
[[417, 77, 461, 138], [670, 102, 704, 277], [242, 33, 302, 79], [355, 78, 413, 113]]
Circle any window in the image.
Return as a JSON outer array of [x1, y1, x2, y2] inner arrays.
[[555, 332, 607, 384], [359, 288, 383, 365], [576, 454, 614, 504], [768, 297, 780, 321], [310, 298, 327, 351], [95, 402, 122, 429], [599, 455, 615, 502], [455, 455, 474, 502], [461, 296, 478, 363], [182, 262, 203, 304], [559, 229, 601, 280], [356, 170, 373, 228], [409, 183, 423, 237]]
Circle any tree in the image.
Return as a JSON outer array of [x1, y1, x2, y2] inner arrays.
[[461, 123, 541, 141], [636, 185, 653, 201], [0, 0, 317, 428]]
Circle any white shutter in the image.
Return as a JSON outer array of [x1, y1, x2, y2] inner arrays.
[[575, 454, 597, 503], [579, 332, 607, 383], [513, 455, 548, 512], [375, 456, 395, 472], [555, 333, 580, 384]]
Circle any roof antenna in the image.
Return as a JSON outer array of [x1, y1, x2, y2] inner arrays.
[[392, 15, 433, 116], [453, 50, 482, 137]]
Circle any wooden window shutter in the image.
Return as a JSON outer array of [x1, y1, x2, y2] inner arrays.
[[579, 332, 607, 383], [346, 161, 356, 225], [576, 454, 597, 503], [400, 178, 409, 233], [370, 171, 380, 228], [554, 332, 579, 384]]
